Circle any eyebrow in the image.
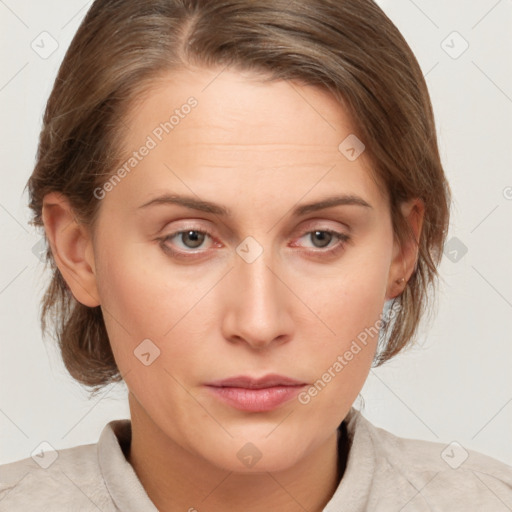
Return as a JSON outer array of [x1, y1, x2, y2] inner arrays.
[[138, 193, 372, 216]]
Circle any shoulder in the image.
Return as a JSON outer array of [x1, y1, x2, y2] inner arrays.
[[347, 408, 512, 511], [0, 435, 116, 511]]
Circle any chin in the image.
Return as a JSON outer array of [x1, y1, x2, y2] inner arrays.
[[207, 445, 305, 474], [188, 428, 318, 474]]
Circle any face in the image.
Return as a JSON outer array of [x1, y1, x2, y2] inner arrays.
[[82, 67, 410, 472]]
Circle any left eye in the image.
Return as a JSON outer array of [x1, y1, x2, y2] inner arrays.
[[296, 230, 349, 250]]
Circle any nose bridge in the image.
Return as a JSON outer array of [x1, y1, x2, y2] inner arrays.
[[237, 240, 281, 316], [225, 237, 291, 347]]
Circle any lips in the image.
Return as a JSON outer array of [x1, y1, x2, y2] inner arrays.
[[207, 374, 306, 389], [205, 374, 307, 412]]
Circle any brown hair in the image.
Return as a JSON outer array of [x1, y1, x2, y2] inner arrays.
[[26, 0, 451, 394]]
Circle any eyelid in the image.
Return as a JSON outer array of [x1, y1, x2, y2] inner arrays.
[[298, 217, 351, 234]]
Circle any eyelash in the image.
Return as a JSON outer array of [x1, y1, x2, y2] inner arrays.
[[158, 226, 351, 260]]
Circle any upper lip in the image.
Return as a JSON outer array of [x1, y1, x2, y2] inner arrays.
[[206, 374, 307, 389]]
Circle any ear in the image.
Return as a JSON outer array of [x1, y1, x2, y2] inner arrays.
[[42, 192, 100, 307], [386, 198, 425, 300]]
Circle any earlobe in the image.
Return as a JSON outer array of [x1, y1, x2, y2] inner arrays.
[[385, 198, 425, 300], [42, 192, 100, 307]]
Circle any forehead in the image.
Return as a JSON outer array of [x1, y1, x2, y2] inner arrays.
[[126, 67, 351, 143], [107, 67, 385, 214]]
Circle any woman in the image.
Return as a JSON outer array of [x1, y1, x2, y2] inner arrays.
[[1, 0, 511, 510]]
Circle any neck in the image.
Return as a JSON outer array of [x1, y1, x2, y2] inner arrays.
[[126, 397, 346, 512]]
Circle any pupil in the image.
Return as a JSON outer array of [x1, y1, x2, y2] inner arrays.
[[313, 231, 331, 248], [184, 231, 204, 249]]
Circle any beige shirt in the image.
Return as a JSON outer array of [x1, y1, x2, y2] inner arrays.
[[1, 406, 511, 511]]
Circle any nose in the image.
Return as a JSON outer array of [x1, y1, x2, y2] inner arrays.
[[221, 247, 294, 350]]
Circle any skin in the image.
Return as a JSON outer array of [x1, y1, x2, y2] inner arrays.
[[42, 66, 423, 511]]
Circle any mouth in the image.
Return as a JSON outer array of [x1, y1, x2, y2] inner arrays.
[[204, 374, 307, 412]]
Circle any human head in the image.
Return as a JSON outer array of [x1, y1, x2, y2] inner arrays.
[[27, 0, 450, 467]]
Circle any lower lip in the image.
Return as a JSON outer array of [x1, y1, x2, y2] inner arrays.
[[206, 385, 306, 412]]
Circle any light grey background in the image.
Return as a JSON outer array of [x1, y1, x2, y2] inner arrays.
[[1, 0, 511, 467]]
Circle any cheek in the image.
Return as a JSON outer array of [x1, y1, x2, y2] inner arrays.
[[93, 234, 174, 359], [311, 278, 384, 383], [93, 232, 216, 382], [317, 241, 392, 343], [301, 238, 393, 401]]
